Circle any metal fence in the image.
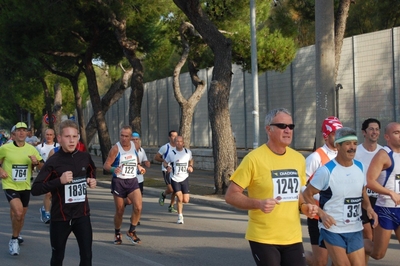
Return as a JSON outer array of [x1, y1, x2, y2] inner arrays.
[[86, 27, 400, 150]]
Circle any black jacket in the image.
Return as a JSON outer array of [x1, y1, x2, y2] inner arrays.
[[31, 148, 96, 221]]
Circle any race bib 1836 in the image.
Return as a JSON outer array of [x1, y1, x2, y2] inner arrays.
[[65, 176, 87, 204]]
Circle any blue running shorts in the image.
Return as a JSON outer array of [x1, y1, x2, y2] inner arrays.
[[319, 229, 363, 254]]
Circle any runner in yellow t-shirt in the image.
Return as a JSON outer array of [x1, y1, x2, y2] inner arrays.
[[225, 108, 318, 266], [0, 122, 43, 256]]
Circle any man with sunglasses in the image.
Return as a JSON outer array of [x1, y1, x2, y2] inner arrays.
[[225, 108, 318, 266], [303, 116, 342, 266]]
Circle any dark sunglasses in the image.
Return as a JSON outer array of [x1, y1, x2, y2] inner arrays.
[[269, 123, 295, 130]]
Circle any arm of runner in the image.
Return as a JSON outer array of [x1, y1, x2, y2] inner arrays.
[[367, 149, 400, 205], [86, 177, 97, 188], [299, 192, 318, 218], [318, 208, 336, 229], [137, 162, 146, 174], [302, 184, 319, 208], [154, 152, 164, 162], [163, 153, 172, 172], [28, 155, 40, 165], [31, 165, 63, 195], [86, 155, 97, 188], [60, 171, 73, 184], [103, 145, 120, 175], [305, 180, 337, 229], [225, 181, 279, 213], [304, 184, 336, 228], [28, 155, 44, 170], [48, 148, 55, 158], [187, 159, 194, 173], [0, 166, 7, 179]]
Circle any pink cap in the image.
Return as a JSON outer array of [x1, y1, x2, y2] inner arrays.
[[322, 116, 343, 138]]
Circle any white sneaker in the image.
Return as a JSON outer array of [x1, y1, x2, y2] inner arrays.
[[17, 235, 24, 244], [177, 215, 184, 224], [9, 238, 19, 255]]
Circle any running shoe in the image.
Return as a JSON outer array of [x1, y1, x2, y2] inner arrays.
[[39, 206, 51, 223], [158, 192, 165, 206], [114, 233, 122, 245], [9, 238, 19, 255], [17, 235, 24, 245], [126, 231, 141, 245], [44, 212, 50, 224], [168, 205, 177, 213], [177, 215, 184, 224]]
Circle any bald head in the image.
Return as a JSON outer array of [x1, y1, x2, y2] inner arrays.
[[385, 122, 400, 134], [174, 136, 185, 151], [384, 122, 400, 149], [44, 128, 56, 144]]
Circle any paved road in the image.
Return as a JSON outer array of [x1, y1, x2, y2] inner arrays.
[[0, 154, 398, 265], [1, 184, 398, 265], [1, 185, 253, 266]]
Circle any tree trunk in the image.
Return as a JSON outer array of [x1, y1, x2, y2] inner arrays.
[[174, 0, 236, 194], [53, 82, 62, 135], [315, 1, 335, 146], [173, 22, 206, 148], [69, 74, 87, 148], [104, 11, 144, 134], [179, 104, 195, 147], [94, 0, 143, 133], [40, 77, 54, 132], [85, 69, 132, 144], [83, 46, 112, 164], [334, 0, 352, 81], [128, 58, 143, 133]]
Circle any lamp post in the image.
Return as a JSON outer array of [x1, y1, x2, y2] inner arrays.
[[250, 0, 259, 149]]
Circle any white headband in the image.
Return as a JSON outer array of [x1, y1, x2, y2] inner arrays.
[[334, 135, 358, 145]]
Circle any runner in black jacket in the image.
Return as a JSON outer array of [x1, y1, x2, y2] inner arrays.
[[31, 120, 96, 266]]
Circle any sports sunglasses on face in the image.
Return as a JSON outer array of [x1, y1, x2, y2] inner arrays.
[[269, 123, 295, 130]]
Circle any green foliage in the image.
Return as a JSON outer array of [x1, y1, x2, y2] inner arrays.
[[0, 73, 43, 125], [269, 0, 400, 47], [143, 39, 182, 82], [139, 3, 191, 81], [0, 0, 128, 123], [205, 0, 297, 73], [347, 0, 400, 36], [148, 0, 297, 78], [268, 0, 316, 47]]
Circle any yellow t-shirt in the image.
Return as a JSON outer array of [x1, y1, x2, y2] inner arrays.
[[0, 142, 43, 191], [230, 144, 306, 245]]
